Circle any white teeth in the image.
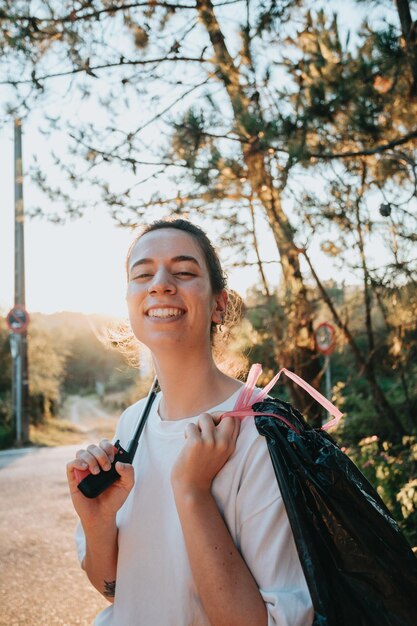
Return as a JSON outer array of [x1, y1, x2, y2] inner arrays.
[[147, 308, 184, 318]]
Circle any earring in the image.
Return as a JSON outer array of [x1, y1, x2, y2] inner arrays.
[[218, 312, 225, 333]]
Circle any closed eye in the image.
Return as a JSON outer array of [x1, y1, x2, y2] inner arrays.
[[131, 271, 195, 280], [132, 273, 152, 280]]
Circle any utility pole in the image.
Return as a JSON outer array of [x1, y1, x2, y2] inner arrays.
[[8, 119, 30, 444]]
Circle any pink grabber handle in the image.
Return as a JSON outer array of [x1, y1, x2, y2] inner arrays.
[[222, 363, 343, 430]]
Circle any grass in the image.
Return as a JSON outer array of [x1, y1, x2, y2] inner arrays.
[[29, 418, 87, 447], [29, 415, 116, 447]]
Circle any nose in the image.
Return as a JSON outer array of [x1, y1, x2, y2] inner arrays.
[[147, 268, 176, 295]]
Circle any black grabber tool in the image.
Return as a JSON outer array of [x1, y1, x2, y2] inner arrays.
[[75, 378, 158, 498]]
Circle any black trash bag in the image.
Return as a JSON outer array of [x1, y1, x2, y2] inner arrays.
[[253, 397, 417, 626]]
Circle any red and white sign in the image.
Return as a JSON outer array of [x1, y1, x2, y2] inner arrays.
[[6, 305, 30, 334], [315, 322, 336, 355]]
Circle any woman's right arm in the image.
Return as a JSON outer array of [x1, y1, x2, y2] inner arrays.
[[66, 439, 135, 601]]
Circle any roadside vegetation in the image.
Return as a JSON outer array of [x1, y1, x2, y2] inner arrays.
[[0, 0, 415, 544], [1, 286, 416, 544]]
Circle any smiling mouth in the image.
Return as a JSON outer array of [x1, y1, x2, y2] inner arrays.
[[146, 307, 185, 319]]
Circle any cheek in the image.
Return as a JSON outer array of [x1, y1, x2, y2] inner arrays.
[[126, 282, 145, 314], [195, 286, 217, 320], [126, 281, 142, 298]]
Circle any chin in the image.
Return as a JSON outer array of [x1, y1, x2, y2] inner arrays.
[[136, 330, 185, 349]]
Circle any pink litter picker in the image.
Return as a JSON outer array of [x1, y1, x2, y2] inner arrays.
[[220, 363, 343, 431]]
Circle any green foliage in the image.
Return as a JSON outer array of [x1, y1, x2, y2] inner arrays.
[[28, 319, 68, 424], [171, 110, 208, 168], [0, 0, 416, 539], [0, 312, 138, 436], [348, 436, 417, 547], [254, 0, 302, 35], [33, 313, 138, 398], [371, 23, 404, 65], [0, 318, 12, 395], [0, 423, 14, 449], [242, 283, 417, 541], [0, 390, 12, 431]]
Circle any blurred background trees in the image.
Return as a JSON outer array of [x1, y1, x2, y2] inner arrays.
[[0, 313, 138, 444], [0, 0, 416, 541]]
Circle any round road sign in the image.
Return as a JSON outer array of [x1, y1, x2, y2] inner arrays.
[[6, 305, 30, 334], [315, 322, 336, 355]]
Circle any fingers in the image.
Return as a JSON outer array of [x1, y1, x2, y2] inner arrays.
[[100, 439, 115, 462], [172, 414, 241, 493], [210, 411, 223, 425], [66, 459, 82, 491], [216, 415, 240, 439], [185, 413, 240, 453], [184, 422, 200, 441], [115, 462, 135, 491], [184, 413, 216, 442], [215, 417, 239, 456], [197, 413, 216, 443], [73, 439, 115, 475]]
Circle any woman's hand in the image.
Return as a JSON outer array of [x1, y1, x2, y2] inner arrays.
[[171, 413, 240, 496], [66, 438, 135, 526]]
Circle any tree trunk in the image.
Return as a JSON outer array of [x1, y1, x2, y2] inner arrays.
[[196, 0, 323, 424], [395, 0, 417, 96]]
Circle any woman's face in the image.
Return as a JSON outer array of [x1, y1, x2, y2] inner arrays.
[[126, 228, 226, 353]]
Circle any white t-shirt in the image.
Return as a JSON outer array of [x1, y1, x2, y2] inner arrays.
[[76, 388, 313, 626]]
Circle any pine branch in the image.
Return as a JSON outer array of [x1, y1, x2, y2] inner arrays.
[[1, 0, 244, 25], [127, 78, 210, 142], [249, 196, 271, 296], [0, 56, 209, 86], [308, 129, 417, 159]]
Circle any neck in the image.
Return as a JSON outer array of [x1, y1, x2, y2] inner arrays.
[[151, 347, 241, 420]]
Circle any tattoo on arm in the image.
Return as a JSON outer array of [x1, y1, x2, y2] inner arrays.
[[103, 579, 116, 599]]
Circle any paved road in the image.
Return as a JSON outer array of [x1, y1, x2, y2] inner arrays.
[[0, 399, 120, 626]]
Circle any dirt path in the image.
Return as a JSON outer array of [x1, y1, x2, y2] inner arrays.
[[64, 395, 119, 438], [0, 398, 121, 626]]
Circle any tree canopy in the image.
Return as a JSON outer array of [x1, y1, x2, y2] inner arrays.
[[0, 0, 416, 432]]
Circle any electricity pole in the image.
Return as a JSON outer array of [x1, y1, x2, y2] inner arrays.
[[8, 119, 30, 444]]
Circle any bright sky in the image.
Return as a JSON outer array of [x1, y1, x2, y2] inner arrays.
[[0, 127, 282, 317], [0, 1, 380, 319]]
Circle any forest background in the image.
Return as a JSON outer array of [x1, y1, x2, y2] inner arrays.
[[0, 0, 416, 546]]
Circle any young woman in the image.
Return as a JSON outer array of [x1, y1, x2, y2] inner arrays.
[[66, 219, 313, 626]]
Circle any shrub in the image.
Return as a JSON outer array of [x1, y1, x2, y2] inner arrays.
[[348, 435, 417, 547]]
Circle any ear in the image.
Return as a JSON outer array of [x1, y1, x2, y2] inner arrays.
[[212, 289, 228, 324]]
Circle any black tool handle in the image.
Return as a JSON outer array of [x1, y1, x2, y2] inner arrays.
[[76, 377, 158, 499], [77, 440, 132, 499]]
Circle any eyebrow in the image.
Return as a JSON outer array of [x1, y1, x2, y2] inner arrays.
[[129, 255, 201, 273]]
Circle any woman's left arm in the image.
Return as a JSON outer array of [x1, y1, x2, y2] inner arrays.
[[171, 414, 268, 626]]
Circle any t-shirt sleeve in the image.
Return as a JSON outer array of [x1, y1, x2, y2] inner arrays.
[[236, 435, 314, 626]]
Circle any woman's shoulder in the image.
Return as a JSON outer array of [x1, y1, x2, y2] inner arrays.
[[213, 413, 282, 521], [235, 414, 271, 468]]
